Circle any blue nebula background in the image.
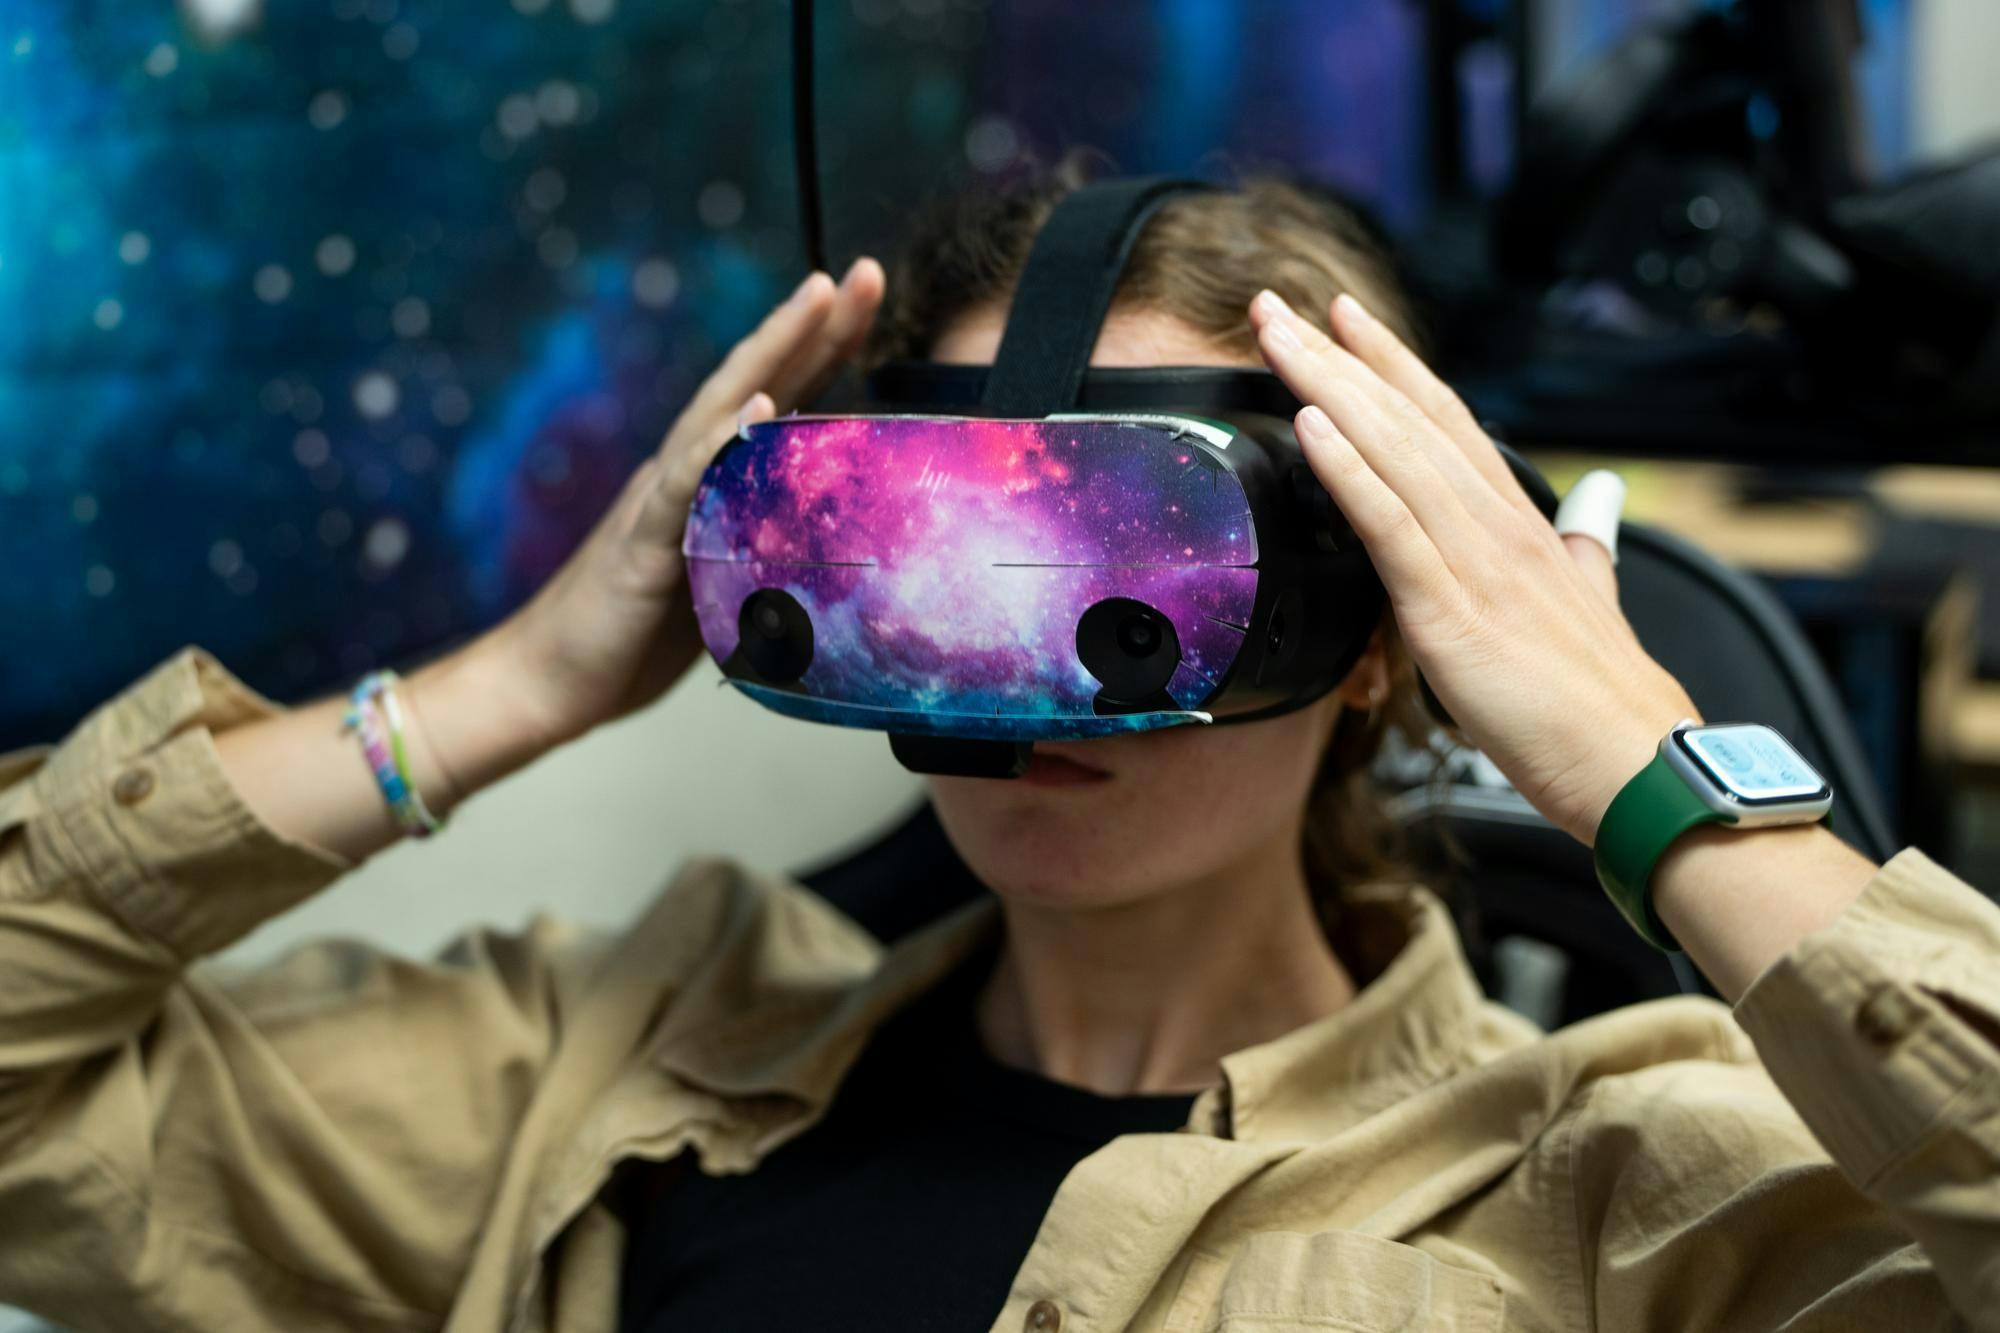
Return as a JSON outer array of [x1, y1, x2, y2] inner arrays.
[[0, 0, 1912, 747]]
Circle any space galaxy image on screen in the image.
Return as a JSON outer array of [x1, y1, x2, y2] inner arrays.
[[683, 415, 1267, 740]]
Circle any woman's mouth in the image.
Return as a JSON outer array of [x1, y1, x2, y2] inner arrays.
[[1019, 746, 1113, 787]]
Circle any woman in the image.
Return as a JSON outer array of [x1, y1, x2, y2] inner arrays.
[[1, 156, 1995, 1332]]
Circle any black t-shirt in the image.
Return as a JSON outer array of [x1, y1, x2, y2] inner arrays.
[[617, 934, 1200, 1332]]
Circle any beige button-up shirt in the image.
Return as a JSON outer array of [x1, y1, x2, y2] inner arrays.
[[1, 648, 1996, 1332]]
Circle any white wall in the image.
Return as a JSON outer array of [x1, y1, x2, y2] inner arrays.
[[1911, 0, 2000, 159]]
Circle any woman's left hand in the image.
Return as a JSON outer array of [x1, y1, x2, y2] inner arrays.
[[1248, 287, 1700, 847]]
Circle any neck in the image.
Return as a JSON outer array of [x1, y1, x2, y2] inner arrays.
[[974, 831, 1357, 1096]]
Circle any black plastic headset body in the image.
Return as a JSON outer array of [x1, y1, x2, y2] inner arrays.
[[780, 9, 1559, 779]]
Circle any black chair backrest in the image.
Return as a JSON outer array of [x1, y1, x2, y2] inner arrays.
[[798, 518, 1901, 1021]]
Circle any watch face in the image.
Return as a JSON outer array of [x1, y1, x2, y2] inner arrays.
[[1674, 724, 1830, 805]]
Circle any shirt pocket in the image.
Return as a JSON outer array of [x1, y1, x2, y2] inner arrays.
[[1164, 1229, 1505, 1333]]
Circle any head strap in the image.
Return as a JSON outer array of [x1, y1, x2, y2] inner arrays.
[[977, 174, 1218, 417]]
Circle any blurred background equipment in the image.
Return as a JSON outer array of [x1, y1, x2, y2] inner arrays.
[[1466, 0, 2000, 462]]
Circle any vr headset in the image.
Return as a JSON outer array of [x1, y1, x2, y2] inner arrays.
[[682, 9, 1559, 779]]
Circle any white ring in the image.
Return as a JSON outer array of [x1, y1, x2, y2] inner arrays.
[[1552, 469, 1627, 566]]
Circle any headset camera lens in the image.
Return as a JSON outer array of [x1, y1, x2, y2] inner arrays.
[[738, 588, 815, 684], [1117, 613, 1160, 657], [1077, 597, 1181, 705]]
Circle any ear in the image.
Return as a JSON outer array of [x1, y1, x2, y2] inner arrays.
[[1330, 621, 1391, 714]]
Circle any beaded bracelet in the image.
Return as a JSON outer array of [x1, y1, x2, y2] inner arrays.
[[342, 669, 445, 838]]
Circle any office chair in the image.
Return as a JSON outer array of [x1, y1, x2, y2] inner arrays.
[[794, 516, 1901, 1028]]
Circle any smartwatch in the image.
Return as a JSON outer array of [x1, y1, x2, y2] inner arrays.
[[1594, 719, 1834, 952]]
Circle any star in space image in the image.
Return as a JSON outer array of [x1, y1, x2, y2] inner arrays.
[[683, 416, 1260, 738]]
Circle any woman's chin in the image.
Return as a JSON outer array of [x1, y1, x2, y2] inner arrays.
[[938, 818, 1165, 913], [977, 867, 1136, 912]]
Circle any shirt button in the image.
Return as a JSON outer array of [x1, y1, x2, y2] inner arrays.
[[1024, 1299, 1062, 1332], [112, 767, 156, 806], [1855, 985, 1925, 1047]]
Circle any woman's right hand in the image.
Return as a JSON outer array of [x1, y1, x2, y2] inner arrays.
[[477, 257, 887, 750]]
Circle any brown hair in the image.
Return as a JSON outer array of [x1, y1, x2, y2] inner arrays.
[[858, 146, 1436, 969]]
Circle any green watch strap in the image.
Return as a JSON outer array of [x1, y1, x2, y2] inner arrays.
[[1593, 750, 1734, 953]]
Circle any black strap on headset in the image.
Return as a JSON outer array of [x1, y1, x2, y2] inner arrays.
[[872, 362, 1307, 417], [977, 174, 1218, 417]]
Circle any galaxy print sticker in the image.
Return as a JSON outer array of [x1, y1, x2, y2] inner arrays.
[[682, 415, 1260, 739]]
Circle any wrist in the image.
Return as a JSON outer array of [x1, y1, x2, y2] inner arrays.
[[1650, 821, 1876, 1000], [398, 636, 557, 817], [1577, 698, 1706, 846], [1595, 711, 1871, 998]]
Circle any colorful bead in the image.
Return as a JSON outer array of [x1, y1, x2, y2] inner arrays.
[[342, 669, 445, 838]]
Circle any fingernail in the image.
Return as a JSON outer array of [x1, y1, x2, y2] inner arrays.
[[788, 271, 824, 306], [837, 257, 865, 291], [1256, 316, 1304, 348], [1264, 314, 1303, 352], [1334, 291, 1370, 322], [1297, 404, 1335, 441], [1255, 288, 1289, 320]]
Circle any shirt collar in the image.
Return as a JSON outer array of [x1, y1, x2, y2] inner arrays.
[[649, 874, 1487, 1142], [1213, 882, 1488, 1141]]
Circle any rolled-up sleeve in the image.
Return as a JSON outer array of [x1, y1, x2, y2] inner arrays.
[[0, 647, 350, 1096], [1732, 846, 2000, 1325], [0, 649, 590, 1328], [2, 647, 350, 959]]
